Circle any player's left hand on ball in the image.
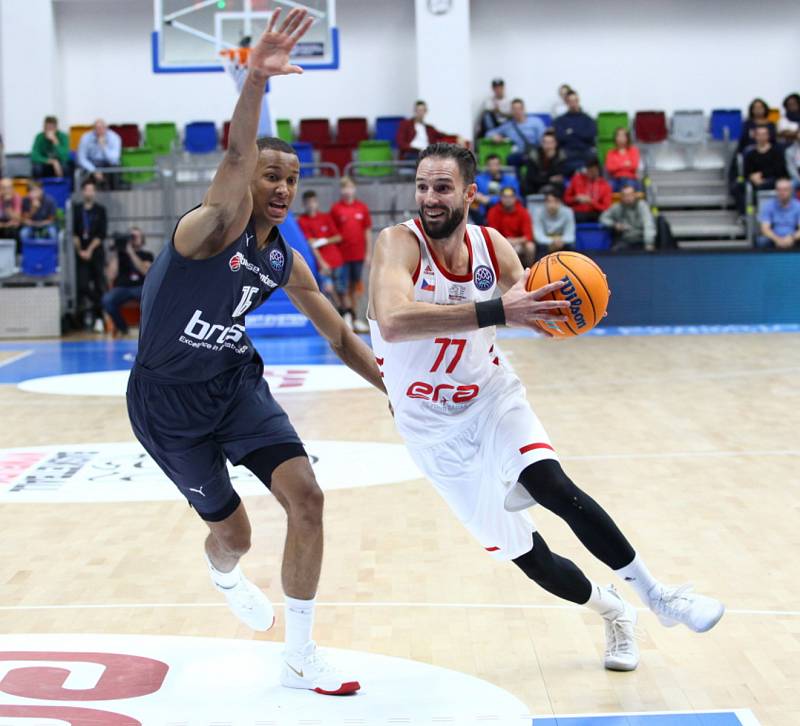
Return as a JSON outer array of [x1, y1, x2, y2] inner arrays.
[[248, 8, 314, 79], [501, 273, 570, 329]]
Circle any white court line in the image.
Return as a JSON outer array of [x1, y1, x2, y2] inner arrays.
[[531, 708, 760, 723], [1, 601, 799, 617], [561, 449, 800, 461], [0, 350, 32, 369]]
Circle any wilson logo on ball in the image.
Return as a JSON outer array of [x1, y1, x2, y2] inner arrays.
[[560, 276, 587, 329]]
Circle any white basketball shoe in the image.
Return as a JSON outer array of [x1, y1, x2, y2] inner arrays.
[[208, 564, 275, 631], [281, 641, 361, 695], [647, 584, 725, 633], [600, 586, 640, 672]]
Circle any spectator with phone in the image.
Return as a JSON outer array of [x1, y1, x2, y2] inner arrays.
[[102, 226, 153, 335]]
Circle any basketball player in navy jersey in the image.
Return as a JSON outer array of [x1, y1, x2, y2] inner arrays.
[[369, 143, 724, 672], [127, 9, 382, 695]]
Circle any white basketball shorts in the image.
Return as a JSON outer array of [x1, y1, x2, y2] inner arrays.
[[406, 382, 559, 561]]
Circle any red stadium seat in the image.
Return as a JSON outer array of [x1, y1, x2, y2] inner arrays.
[[110, 124, 141, 148], [336, 117, 369, 145], [320, 143, 355, 176], [299, 118, 332, 146], [634, 111, 668, 143]]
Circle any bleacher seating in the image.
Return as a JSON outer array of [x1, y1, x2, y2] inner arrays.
[[299, 118, 332, 146], [477, 138, 513, 166], [596, 111, 629, 141], [12, 179, 29, 198], [144, 122, 179, 155], [42, 178, 71, 209], [5, 154, 32, 178], [709, 110, 743, 142], [22, 236, 59, 276], [336, 117, 370, 146], [767, 108, 780, 124], [575, 223, 612, 251], [529, 112, 553, 129], [276, 119, 293, 143], [121, 147, 156, 184], [320, 143, 355, 176], [291, 142, 314, 177], [184, 122, 218, 153], [634, 111, 668, 143], [374, 116, 404, 148], [68, 124, 93, 152], [671, 110, 706, 144], [356, 140, 393, 177], [111, 124, 140, 148]]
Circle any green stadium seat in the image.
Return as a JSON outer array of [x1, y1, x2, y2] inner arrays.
[[144, 122, 178, 156], [477, 138, 513, 167], [596, 111, 630, 141], [276, 119, 293, 143], [356, 140, 393, 177], [121, 147, 156, 184]]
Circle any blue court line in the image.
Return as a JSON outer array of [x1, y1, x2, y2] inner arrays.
[[532, 712, 750, 726]]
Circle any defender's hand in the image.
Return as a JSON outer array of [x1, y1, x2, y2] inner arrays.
[[500, 270, 570, 329], [248, 8, 314, 80]]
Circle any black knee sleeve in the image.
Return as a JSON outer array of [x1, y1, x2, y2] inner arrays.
[[513, 532, 591, 605], [519, 459, 635, 570]]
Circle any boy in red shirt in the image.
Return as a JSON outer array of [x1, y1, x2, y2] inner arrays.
[[564, 156, 612, 223], [330, 176, 372, 332], [297, 190, 346, 309], [486, 186, 535, 266]]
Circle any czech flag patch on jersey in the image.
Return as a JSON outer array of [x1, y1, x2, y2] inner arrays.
[[421, 279, 436, 292]]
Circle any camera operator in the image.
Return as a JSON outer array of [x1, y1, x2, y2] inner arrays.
[[101, 227, 153, 336]]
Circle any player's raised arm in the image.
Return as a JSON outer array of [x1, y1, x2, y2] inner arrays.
[[284, 251, 386, 393], [174, 8, 313, 260], [370, 225, 569, 342]]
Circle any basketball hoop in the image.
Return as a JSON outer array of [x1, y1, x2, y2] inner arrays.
[[220, 47, 251, 65]]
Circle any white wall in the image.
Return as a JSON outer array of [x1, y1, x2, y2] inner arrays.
[[43, 0, 416, 154], [470, 0, 800, 119]]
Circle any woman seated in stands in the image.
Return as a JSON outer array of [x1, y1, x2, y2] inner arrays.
[[738, 98, 777, 153], [604, 128, 641, 192]]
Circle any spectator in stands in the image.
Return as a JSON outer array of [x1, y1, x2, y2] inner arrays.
[[397, 101, 458, 160], [102, 227, 153, 335], [0, 178, 22, 250], [737, 98, 777, 153], [757, 178, 800, 249], [297, 189, 347, 310], [486, 186, 534, 266], [552, 84, 573, 119], [785, 128, 800, 190], [486, 99, 545, 168], [522, 131, 566, 195], [77, 119, 122, 189], [473, 154, 520, 223], [330, 176, 372, 332], [479, 78, 512, 135], [20, 180, 57, 245], [605, 127, 642, 191], [31, 116, 69, 178], [533, 186, 575, 254], [744, 125, 788, 194], [778, 93, 800, 144], [554, 91, 597, 174], [564, 156, 612, 223], [600, 184, 656, 252], [72, 179, 107, 331]]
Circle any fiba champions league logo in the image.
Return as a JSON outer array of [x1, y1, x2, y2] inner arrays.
[[473, 265, 494, 291], [269, 249, 285, 273]]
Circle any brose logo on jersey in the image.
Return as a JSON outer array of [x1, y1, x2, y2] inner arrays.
[[229, 252, 243, 271], [182, 309, 246, 345]]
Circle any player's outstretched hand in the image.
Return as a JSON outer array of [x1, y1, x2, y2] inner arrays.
[[500, 269, 570, 329], [248, 8, 314, 80]]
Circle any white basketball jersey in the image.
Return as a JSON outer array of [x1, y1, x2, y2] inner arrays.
[[369, 219, 518, 446]]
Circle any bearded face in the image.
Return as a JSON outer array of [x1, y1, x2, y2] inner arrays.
[[415, 157, 473, 240]]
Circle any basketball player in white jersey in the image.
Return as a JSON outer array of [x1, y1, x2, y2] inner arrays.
[[369, 143, 724, 671]]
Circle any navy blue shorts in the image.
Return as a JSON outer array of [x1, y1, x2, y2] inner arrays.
[[127, 353, 303, 521]]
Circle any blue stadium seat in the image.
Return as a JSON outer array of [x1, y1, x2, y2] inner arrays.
[[41, 177, 72, 209], [22, 236, 59, 275], [529, 112, 553, 128], [575, 222, 611, 251], [291, 142, 315, 177], [184, 121, 218, 153], [710, 109, 743, 142], [375, 116, 405, 148]]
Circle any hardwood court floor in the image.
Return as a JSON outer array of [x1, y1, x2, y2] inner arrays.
[[0, 333, 798, 724]]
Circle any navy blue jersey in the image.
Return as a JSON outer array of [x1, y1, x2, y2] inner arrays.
[[134, 212, 293, 384]]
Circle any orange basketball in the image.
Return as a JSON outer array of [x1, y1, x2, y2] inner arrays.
[[526, 252, 610, 337]]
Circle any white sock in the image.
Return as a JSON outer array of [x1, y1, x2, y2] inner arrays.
[[584, 582, 625, 620], [204, 551, 241, 589], [614, 553, 660, 605], [285, 595, 315, 654]]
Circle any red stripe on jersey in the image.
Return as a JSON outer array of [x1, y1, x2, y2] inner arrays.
[[481, 226, 501, 280], [375, 356, 384, 366], [519, 443, 555, 455], [413, 218, 473, 282], [485, 546, 500, 552], [492, 357, 499, 365]]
